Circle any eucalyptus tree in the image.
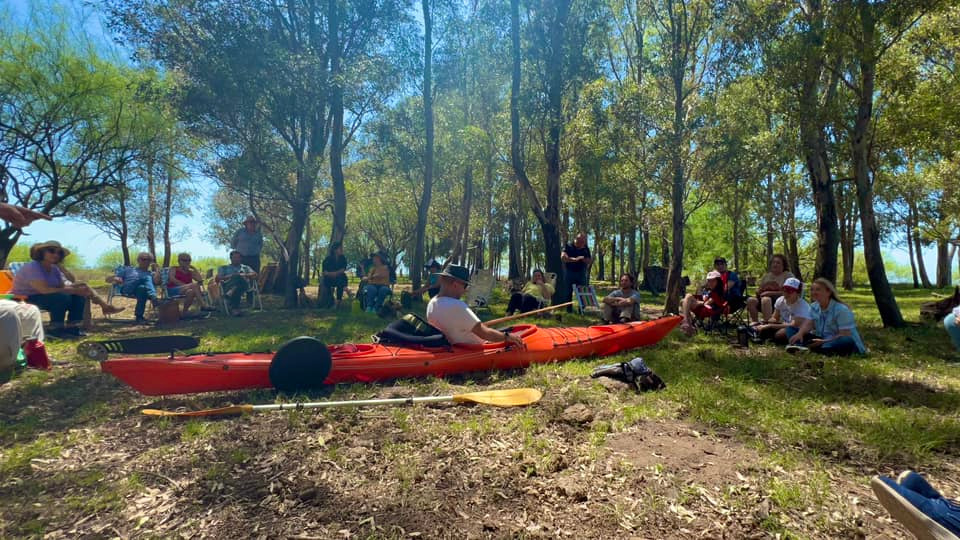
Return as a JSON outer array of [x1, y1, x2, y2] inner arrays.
[[510, 0, 607, 304], [108, 0, 409, 306], [643, 0, 734, 313], [0, 16, 153, 266]]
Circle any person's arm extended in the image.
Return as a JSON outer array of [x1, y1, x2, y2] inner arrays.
[[471, 322, 522, 345], [788, 317, 813, 344]]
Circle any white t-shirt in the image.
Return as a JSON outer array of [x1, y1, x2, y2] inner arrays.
[[426, 296, 484, 345], [774, 296, 811, 324]]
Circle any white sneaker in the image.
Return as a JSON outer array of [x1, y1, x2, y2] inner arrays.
[[785, 345, 810, 355]]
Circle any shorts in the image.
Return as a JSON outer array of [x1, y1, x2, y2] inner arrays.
[[693, 304, 723, 319]]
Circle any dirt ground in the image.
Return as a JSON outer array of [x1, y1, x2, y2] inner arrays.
[[1, 357, 947, 540]]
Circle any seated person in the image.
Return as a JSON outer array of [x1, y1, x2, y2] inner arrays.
[[320, 241, 349, 308], [712, 257, 745, 309], [411, 259, 442, 300], [363, 252, 392, 313], [680, 271, 728, 335], [506, 269, 555, 316], [214, 250, 257, 315], [601, 273, 643, 323], [426, 264, 522, 347], [12, 241, 124, 337], [787, 278, 867, 356], [747, 254, 794, 323], [109, 252, 162, 324], [872, 471, 960, 539], [751, 277, 812, 344], [944, 305, 960, 352], [167, 253, 212, 313], [0, 299, 49, 380]]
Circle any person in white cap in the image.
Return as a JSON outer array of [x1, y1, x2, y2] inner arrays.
[[680, 270, 728, 335], [752, 277, 812, 344]]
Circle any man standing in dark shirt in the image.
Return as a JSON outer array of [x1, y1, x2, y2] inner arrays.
[[561, 232, 592, 312], [320, 241, 348, 308]]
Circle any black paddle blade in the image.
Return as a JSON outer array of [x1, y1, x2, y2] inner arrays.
[[269, 336, 332, 393]]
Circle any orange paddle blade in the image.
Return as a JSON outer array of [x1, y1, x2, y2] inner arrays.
[[452, 388, 543, 407]]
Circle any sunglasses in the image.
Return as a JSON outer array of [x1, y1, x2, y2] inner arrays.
[[44, 247, 64, 255], [139, 257, 153, 262]]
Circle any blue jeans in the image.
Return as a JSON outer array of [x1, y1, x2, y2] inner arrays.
[[27, 293, 85, 325], [944, 313, 960, 351], [122, 277, 158, 319], [878, 475, 960, 535], [364, 284, 391, 310], [786, 328, 858, 356]]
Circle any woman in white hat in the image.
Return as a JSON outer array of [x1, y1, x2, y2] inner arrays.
[[11, 241, 123, 337]]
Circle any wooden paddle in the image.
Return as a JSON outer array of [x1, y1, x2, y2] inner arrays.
[[485, 301, 574, 326], [141, 388, 543, 417]]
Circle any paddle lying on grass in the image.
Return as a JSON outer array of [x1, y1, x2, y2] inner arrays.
[[141, 388, 543, 417], [485, 301, 574, 326]]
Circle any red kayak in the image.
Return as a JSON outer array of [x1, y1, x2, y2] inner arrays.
[[100, 316, 682, 396]]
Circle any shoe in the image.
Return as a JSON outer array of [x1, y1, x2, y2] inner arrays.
[[232, 310, 245, 317], [135, 316, 149, 325], [65, 327, 87, 337], [871, 476, 958, 540], [200, 306, 217, 312], [680, 323, 696, 336], [101, 304, 125, 316], [619, 317, 631, 324], [785, 345, 810, 355]]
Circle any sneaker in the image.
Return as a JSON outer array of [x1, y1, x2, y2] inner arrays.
[[200, 306, 217, 312], [101, 304, 125, 316], [898, 471, 944, 500], [134, 316, 149, 325], [680, 322, 696, 336], [619, 316, 631, 324], [785, 345, 810, 355], [65, 327, 87, 337], [871, 476, 959, 540]]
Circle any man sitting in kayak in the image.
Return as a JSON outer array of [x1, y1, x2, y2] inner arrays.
[[426, 264, 523, 347]]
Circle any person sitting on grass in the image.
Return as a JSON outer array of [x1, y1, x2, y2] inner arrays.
[[746, 254, 794, 324], [506, 269, 555, 316], [786, 278, 866, 356], [751, 277, 812, 344], [601, 272, 643, 323], [167, 253, 213, 314], [680, 271, 728, 336], [214, 250, 257, 316], [363, 252, 392, 313], [426, 264, 522, 347], [109, 252, 162, 324], [872, 470, 960, 539], [943, 304, 960, 356], [12, 241, 125, 337], [411, 259, 443, 301]]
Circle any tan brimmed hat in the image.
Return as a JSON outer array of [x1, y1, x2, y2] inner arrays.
[[30, 240, 70, 259]]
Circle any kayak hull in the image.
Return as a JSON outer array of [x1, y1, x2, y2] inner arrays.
[[100, 316, 682, 396]]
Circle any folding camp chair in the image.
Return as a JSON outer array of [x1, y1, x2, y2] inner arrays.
[[572, 285, 601, 315], [210, 267, 263, 315], [465, 268, 495, 311]]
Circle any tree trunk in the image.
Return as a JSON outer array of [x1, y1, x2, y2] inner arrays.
[[449, 167, 473, 264], [660, 227, 669, 267], [906, 210, 919, 288], [328, 0, 347, 249], [911, 201, 932, 287], [798, 0, 839, 283], [851, 3, 903, 327], [146, 158, 157, 258], [510, 0, 567, 303], [937, 239, 952, 287], [161, 157, 175, 268], [413, 0, 434, 292], [628, 190, 636, 275], [785, 191, 802, 282], [765, 175, 775, 263], [0, 229, 23, 268]]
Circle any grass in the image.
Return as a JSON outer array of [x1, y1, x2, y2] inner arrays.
[[1, 282, 958, 538]]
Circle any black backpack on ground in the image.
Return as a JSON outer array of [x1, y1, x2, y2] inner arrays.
[[591, 357, 666, 393]]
